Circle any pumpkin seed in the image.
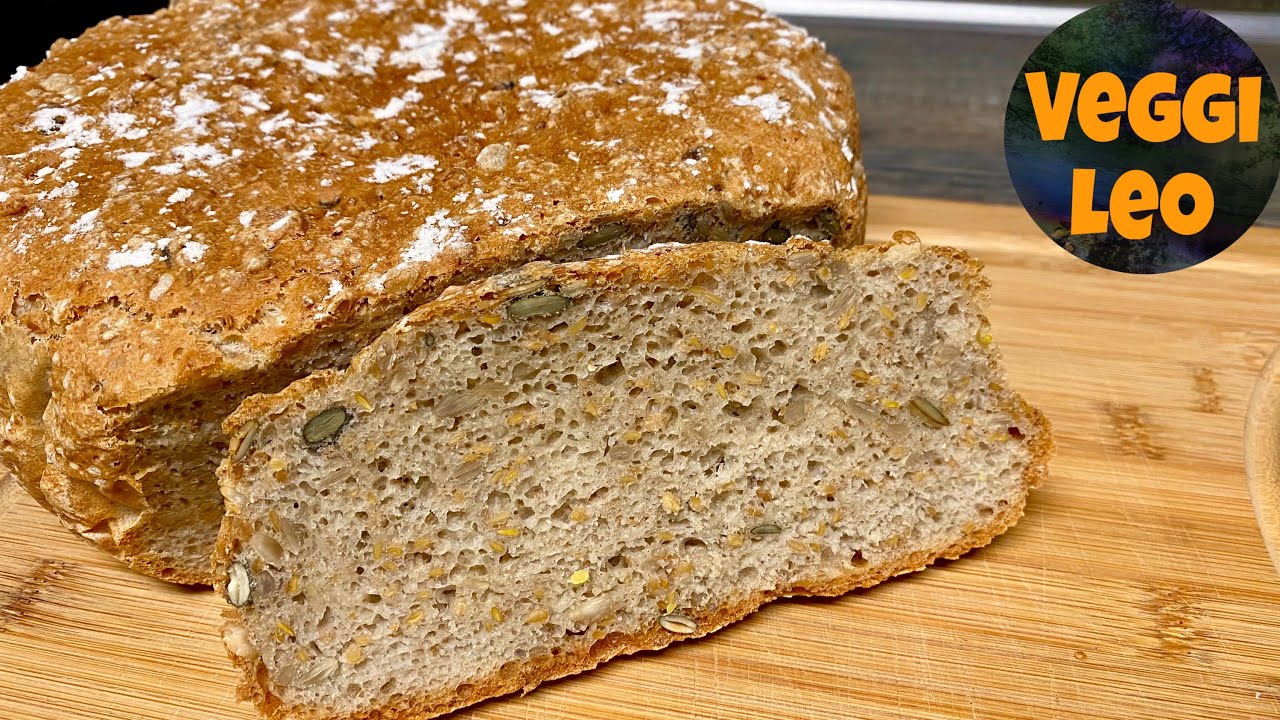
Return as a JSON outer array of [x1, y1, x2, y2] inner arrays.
[[507, 294, 570, 320], [580, 223, 627, 248], [659, 613, 698, 634], [908, 396, 950, 428], [303, 406, 350, 446], [750, 523, 782, 536], [230, 421, 260, 462], [226, 562, 251, 607]]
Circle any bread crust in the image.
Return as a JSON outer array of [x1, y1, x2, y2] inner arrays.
[[1246, 345, 1280, 575], [0, 0, 866, 581], [215, 238, 1054, 719]]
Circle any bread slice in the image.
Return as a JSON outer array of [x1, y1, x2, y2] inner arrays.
[[0, 0, 866, 583], [215, 237, 1052, 719]]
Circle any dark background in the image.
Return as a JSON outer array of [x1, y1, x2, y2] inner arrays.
[[6, 1, 1279, 225]]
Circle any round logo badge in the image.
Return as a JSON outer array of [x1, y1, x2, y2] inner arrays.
[[1004, 0, 1279, 273]]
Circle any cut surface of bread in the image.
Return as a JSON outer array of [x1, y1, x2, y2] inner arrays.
[[215, 237, 1052, 720], [0, 0, 865, 582]]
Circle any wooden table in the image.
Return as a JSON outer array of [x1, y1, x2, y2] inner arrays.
[[2, 195, 1278, 720]]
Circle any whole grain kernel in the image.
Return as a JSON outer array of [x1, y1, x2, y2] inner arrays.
[[727, 533, 745, 548], [879, 306, 897, 321], [812, 342, 831, 362], [569, 569, 591, 585], [508, 294, 570, 320], [489, 541, 508, 554], [660, 491, 682, 514], [491, 606, 505, 623], [719, 345, 738, 359], [787, 539, 808, 553], [525, 608, 551, 624], [659, 613, 698, 634], [915, 293, 930, 311], [898, 266, 918, 281], [303, 406, 350, 447], [497, 527, 521, 537], [353, 392, 374, 412], [881, 399, 901, 410], [276, 620, 296, 638], [570, 507, 588, 522]]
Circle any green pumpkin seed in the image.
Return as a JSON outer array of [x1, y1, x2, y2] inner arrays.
[[507, 294, 570, 320], [303, 406, 351, 446]]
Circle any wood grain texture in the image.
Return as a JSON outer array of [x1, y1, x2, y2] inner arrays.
[[1, 195, 1278, 720]]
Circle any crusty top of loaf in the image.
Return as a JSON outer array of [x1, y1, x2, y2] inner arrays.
[[0, 0, 860, 411]]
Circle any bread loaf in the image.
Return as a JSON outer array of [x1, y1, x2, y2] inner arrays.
[[215, 237, 1052, 719], [0, 0, 866, 582]]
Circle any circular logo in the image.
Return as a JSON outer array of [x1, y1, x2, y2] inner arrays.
[[1004, 0, 1279, 274]]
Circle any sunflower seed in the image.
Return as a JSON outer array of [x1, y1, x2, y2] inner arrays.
[[507, 294, 570, 320], [750, 523, 782, 536], [249, 532, 285, 565], [908, 396, 950, 428], [569, 594, 614, 624], [226, 562, 252, 607], [303, 406, 350, 446], [659, 613, 697, 634], [580, 223, 627, 248], [295, 658, 339, 687], [230, 421, 260, 462]]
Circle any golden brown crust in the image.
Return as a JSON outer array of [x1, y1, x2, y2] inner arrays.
[[1246, 345, 1280, 575], [215, 237, 1054, 719], [1, 0, 865, 581]]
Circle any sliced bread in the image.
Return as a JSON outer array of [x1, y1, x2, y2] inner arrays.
[[215, 236, 1052, 719], [0, 0, 865, 583]]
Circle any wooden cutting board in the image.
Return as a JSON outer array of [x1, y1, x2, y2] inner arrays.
[[3, 195, 1279, 720]]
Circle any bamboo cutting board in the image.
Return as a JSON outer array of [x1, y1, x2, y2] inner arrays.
[[2, 195, 1279, 720]]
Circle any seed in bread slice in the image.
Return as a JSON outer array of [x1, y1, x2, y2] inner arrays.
[[215, 237, 1052, 719]]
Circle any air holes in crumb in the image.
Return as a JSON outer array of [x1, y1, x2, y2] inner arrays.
[[731, 319, 753, 334], [851, 550, 868, 567], [978, 505, 995, 517], [590, 360, 624, 387]]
